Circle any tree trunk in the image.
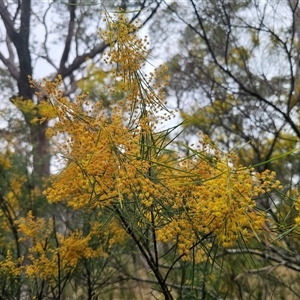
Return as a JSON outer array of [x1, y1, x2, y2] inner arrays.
[[11, 0, 50, 181]]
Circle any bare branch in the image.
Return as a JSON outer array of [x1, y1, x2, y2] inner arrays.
[[41, 2, 57, 71], [222, 248, 300, 273], [59, 0, 77, 72], [57, 42, 108, 79], [0, 51, 19, 80], [0, 0, 17, 40], [6, 34, 15, 62]]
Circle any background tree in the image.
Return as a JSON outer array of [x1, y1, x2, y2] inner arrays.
[[151, 0, 300, 184]]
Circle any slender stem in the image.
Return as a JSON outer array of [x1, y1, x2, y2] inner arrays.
[[114, 205, 174, 300]]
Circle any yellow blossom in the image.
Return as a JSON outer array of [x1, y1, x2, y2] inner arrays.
[[35, 12, 278, 265]]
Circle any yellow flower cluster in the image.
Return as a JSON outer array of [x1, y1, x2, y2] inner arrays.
[[100, 13, 147, 75], [33, 12, 279, 264], [0, 250, 22, 277], [41, 97, 276, 259], [16, 212, 56, 279], [99, 12, 169, 122], [294, 195, 300, 225], [57, 231, 92, 269], [0, 151, 11, 170], [156, 156, 271, 251], [16, 211, 112, 281]]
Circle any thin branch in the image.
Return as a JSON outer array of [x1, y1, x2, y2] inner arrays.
[[163, 232, 212, 284], [53, 216, 62, 298], [56, 42, 108, 79], [6, 34, 15, 61], [59, 0, 77, 72], [221, 248, 300, 273], [0, 51, 19, 80], [114, 204, 174, 300], [129, 276, 224, 300], [0, 0, 17, 40], [151, 209, 159, 267], [40, 2, 57, 71], [0, 195, 21, 259]]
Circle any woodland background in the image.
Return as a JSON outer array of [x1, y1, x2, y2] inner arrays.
[[1, 0, 300, 299]]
